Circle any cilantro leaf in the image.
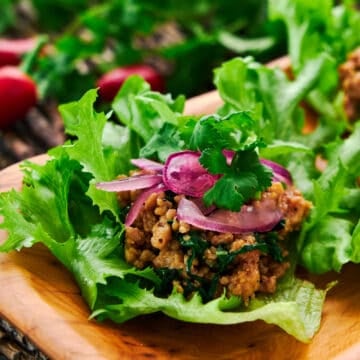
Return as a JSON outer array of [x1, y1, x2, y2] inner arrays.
[[190, 111, 259, 151], [203, 149, 272, 211], [200, 148, 229, 174], [184, 110, 273, 211]]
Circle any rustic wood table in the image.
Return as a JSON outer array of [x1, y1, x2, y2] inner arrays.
[[0, 101, 65, 171]]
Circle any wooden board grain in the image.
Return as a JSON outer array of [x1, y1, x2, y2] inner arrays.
[[1, 57, 360, 359]]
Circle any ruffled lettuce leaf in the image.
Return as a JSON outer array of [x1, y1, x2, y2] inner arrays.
[[58, 90, 120, 218], [214, 55, 332, 148], [66, 219, 159, 309], [93, 270, 328, 343], [0, 152, 158, 310], [0, 154, 80, 252], [269, 0, 360, 71], [268, 0, 360, 132], [0, 83, 329, 343], [111, 75, 185, 142], [298, 123, 360, 273], [351, 220, 360, 263]]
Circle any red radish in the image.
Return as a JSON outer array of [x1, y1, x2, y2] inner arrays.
[[97, 64, 165, 102], [0, 66, 37, 129], [0, 38, 37, 67]]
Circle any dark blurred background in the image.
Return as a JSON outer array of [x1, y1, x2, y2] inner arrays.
[[1, 0, 285, 100], [0, 1, 287, 170]]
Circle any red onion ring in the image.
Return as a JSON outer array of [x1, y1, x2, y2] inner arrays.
[[163, 151, 219, 198], [130, 158, 164, 172], [177, 197, 283, 234], [96, 151, 291, 231], [260, 159, 292, 186], [222, 149, 235, 165], [190, 197, 217, 215], [96, 174, 163, 192], [125, 183, 167, 226]]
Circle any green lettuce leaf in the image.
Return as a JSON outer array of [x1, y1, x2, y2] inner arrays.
[[269, 0, 360, 71], [139, 122, 185, 162], [300, 216, 353, 273], [93, 272, 328, 343], [0, 154, 79, 252], [111, 76, 185, 142], [351, 220, 360, 263], [58, 90, 121, 218], [0, 153, 158, 310], [214, 55, 330, 146], [268, 0, 360, 131], [0, 82, 329, 343], [298, 123, 360, 273], [67, 218, 159, 309]]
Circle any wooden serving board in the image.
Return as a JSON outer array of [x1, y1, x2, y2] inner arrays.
[[1, 159, 360, 360], [1, 60, 360, 359]]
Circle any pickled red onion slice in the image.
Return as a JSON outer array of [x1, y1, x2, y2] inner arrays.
[[96, 174, 163, 192], [130, 158, 164, 172], [163, 150, 219, 198], [177, 197, 282, 234], [125, 183, 166, 226]]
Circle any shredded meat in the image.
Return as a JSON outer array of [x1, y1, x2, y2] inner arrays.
[[123, 182, 311, 303]]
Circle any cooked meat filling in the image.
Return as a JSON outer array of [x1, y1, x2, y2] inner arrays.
[[121, 181, 311, 303], [339, 47, 360, 121]]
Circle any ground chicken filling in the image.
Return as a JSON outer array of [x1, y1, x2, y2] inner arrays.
[[121, 181, 311, 303], [339, 47, 360, 121]]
